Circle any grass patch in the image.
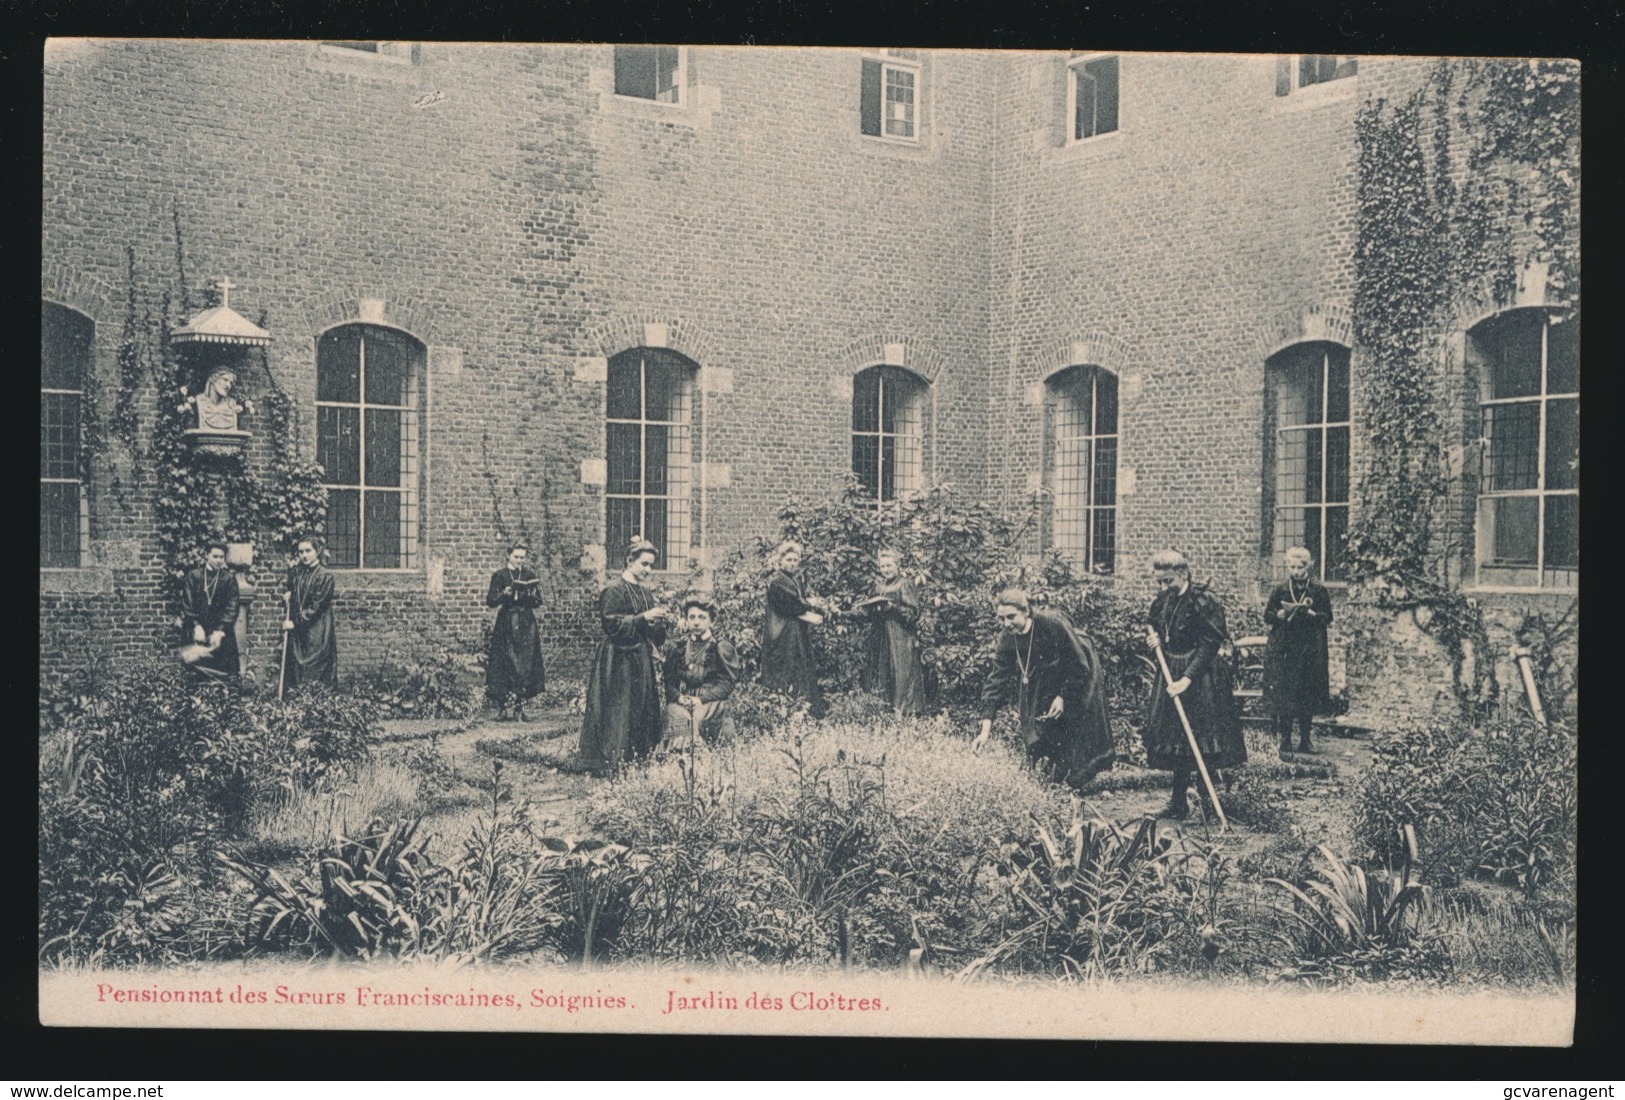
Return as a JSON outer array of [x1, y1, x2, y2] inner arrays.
[[248, 759, 424, 859]]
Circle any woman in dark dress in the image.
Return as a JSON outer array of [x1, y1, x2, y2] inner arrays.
[[1142, 550, 1244, 819], [859, 548, 928, 715], [1261, 545, 1333, 755], [580, 537, 670, 769], [759, 540, 826, 713], [485, 542, 546, 720], [281, 536, 338, 691], [972, 589, 1115, 789]]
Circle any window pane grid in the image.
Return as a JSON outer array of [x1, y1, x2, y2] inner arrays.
[[605, 351, 694, 571], [884, 64, 916, 139], [1270, 346, 1350, 582], [317, 327, 421, 569], [1474, 312, 1579, 588], [1049, 365, 1117, 574], [852, 367, 925, 505], [42, 304, 90, 569]]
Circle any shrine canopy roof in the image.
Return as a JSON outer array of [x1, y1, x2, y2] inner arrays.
[[171, 303, 272, 346]]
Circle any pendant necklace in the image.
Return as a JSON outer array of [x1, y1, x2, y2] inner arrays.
[[1015, 629, 1035, 687], [204, 568, 220, 605], [1288, 576, 1305, 609]]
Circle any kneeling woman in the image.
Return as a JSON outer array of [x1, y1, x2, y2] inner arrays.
[[580, 538, 670, 768], [662, 595, 742, 746], [972, 589, 1114, 789], [1142, 549, 1246, 819]]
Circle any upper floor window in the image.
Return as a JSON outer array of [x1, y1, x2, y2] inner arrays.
[[614, 45, 684, 105], [606, 348, 695, 571], [852, 365, 927, 502], [1471, 309, 1578, 589], [861, 52, 920, 142], [316, 325, 423, 570], [1067, 54, 1120, 142], [1047, 365, 1118, 574], [41, 303, 91, 569], [1276, 55, 1357, 96], [1265, 342, 1350, 582]]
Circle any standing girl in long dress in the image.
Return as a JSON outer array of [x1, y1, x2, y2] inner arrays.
[[759, 540, 826, 713], [1261, 545, 1333, 755], [282, 536, 338, 690], [580, 538, 670, 768], [485, 542, 546, 720], [859, 548, 928, 715]]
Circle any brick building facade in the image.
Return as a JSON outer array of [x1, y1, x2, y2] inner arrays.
[[41, 42, 1578, 722]]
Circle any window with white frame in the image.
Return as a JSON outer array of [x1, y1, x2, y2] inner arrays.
[[41, 303, 91, 569], [606, 348, 695, 571], [614, 45, 684, 105], [1047, 365, 1118, 574], [1067, 54, 1120, 142], [1265, 342, 1350, 582], [852, 365, 927, 502], [1275, 55, 1357, 96], [860, 52, 920, 142], [316, 325, 423, 570], [1471, 309, 1578, 589]]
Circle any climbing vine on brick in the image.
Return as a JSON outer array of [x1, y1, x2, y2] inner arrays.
[[1348, 58, 1578, 716], [142, 208, 326, 609]]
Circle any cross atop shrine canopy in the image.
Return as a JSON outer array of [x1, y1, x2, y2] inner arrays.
[[172, 276, 271, 347]]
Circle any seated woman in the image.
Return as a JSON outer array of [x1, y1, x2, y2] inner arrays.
[[858, 548, 928, 715], [662, 595, 742, 746]]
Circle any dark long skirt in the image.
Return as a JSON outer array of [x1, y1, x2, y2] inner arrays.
[[487, 607, 546, 705], [580, 641, 663, 767], [1143, 648, 1246, 771]]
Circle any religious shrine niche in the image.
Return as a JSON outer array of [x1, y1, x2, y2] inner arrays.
[[172, 277, 272, 459]]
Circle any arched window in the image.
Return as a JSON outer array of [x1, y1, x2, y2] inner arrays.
[[42, 303, 92, 568], [1470, 309, 1578, 589], [1046, 364, 1117, 574], [1264, 342, 1350, 582], [316, 324, 424, 569], [606, 348, 696, 571], [851, 365, 927, 502]]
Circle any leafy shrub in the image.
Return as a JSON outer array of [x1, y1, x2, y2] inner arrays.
[[1352, 711, 1575, 896], [351, 651, 479, 720], [38, 665, 380, 965], [707, 482, 1167, 735], [963, 805, 1196, 979], [221, 773, 611, 964], [1267, 844, 1450, 985]]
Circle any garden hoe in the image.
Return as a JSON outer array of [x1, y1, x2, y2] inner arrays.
[[1152, 639, 1228, 832], [277, 591, 291, 701]]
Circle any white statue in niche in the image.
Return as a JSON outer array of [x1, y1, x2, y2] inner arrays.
[[197, 369, 241, 432]]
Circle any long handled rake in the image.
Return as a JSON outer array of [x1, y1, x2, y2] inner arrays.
[[1152, 639, 1227, 832]]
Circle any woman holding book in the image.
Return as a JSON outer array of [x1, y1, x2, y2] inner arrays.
[[485, 543, 547, 719], [1261, 545, 1333, 755], [858, 548, 928, 715]]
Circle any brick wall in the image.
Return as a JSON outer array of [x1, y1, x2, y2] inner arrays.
[[41, 44, 1577, 720], [41, 42, 997, 683]]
